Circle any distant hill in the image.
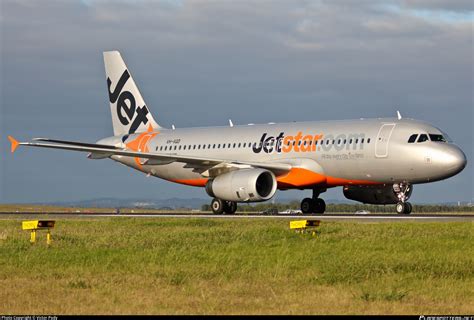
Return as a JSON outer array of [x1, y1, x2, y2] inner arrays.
[[32, 197, 352, 209], [8, 197, 471, 210]]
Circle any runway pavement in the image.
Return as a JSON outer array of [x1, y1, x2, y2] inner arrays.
[[0, 212, 473, 222]]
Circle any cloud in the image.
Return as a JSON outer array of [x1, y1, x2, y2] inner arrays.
[[402, 0, 474, 13], [1, 0, 472, 203]]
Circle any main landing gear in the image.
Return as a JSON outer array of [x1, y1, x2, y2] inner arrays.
[[211, 198, 237, 215], [394, 183, 413, 214], [300, 189, 326, 214]]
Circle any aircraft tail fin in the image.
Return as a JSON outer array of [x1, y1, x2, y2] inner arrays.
[[103, 51, 162, 136]]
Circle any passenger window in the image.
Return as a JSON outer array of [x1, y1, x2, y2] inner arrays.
[[408, 134, 418, 143], [160, 146, 163, 151], [213, 144, 216, 149], [243, 143, 246, 147], [238, 143, 241, 148], [355, 139, 358, 144], [367, 138, 370, 143], [361, 138, 364, 144], [417, 134, 428, 143]]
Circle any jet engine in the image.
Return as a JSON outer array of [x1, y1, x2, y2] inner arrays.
[[343, 185, 413, 205], [205, 168, 277, 202]]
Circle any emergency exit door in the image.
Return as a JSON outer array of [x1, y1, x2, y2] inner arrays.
[[375, 123, 396, 158]]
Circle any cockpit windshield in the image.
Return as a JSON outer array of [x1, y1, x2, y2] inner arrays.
[[439, 130, 453, 143], [408, 134, 418, 143], [408, 131, 451, 144], [417, 134, 429, 143], [429, 134, 447, 143]]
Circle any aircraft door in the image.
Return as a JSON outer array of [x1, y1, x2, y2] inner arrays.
[[375, 123, 396, 158]]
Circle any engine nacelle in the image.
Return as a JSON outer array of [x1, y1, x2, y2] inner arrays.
[[343, 185, 413, 204], [205, 169, 277, 202]]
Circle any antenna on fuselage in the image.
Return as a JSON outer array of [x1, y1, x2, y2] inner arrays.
[[229, 119, 234, 127], [397, 111, 402, 120]]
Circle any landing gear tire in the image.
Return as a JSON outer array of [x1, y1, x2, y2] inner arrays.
[[211, 198, 225, 214], [396, 202, 412, 214], [301, 198, 326, 214], [314, 198, 326, 214], [301, 198, 314, 214], [223, 201, 237, 214]]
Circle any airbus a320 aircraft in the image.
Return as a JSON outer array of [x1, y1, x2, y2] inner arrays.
[[8, 51, 467, 214]]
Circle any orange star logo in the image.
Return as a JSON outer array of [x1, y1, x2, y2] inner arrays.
[[125, 124, 159, 169]]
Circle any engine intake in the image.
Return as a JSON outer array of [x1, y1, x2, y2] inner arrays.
[[206, 169, 277, 202]]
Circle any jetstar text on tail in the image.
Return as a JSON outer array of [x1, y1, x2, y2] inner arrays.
[[253, 132, 366, 154]]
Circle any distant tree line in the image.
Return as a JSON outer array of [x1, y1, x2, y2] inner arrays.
[[201, 201, 473, 213]]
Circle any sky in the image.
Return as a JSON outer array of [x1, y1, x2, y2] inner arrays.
[[1, 0, 473, 204]]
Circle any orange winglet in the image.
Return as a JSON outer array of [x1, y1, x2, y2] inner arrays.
[[7, 136, 19, 153]]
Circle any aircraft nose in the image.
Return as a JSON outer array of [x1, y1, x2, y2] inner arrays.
[[441, 146, 467, 175]]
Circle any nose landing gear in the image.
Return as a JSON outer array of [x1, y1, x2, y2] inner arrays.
[[394, 183, 413, 214], [396, 202, 412, 214]]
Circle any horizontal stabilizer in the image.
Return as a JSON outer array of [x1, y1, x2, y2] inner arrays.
[[33, 138, 120, 150]]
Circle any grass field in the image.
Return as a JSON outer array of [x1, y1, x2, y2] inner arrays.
[[0, 218, 473, 315]]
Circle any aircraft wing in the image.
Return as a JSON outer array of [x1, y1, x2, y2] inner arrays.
[[7, 136, 292, 176]]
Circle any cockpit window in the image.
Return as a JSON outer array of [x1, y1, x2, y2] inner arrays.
[[440, 131, 453, 143], [417, 134, 429, 143], [429, 134, 447, 143], [408, 134, 418, 143]]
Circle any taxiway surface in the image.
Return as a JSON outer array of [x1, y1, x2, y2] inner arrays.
[[0, 212, 472, 222]]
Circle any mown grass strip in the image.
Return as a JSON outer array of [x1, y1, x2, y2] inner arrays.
[[0, 218, 472, 314]]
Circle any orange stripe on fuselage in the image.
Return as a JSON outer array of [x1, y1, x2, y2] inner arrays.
[[276, 168, 326, 188], [170, 178, 209, 187], [168, 168, 380, 189], [276, 167, 380, 188]]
